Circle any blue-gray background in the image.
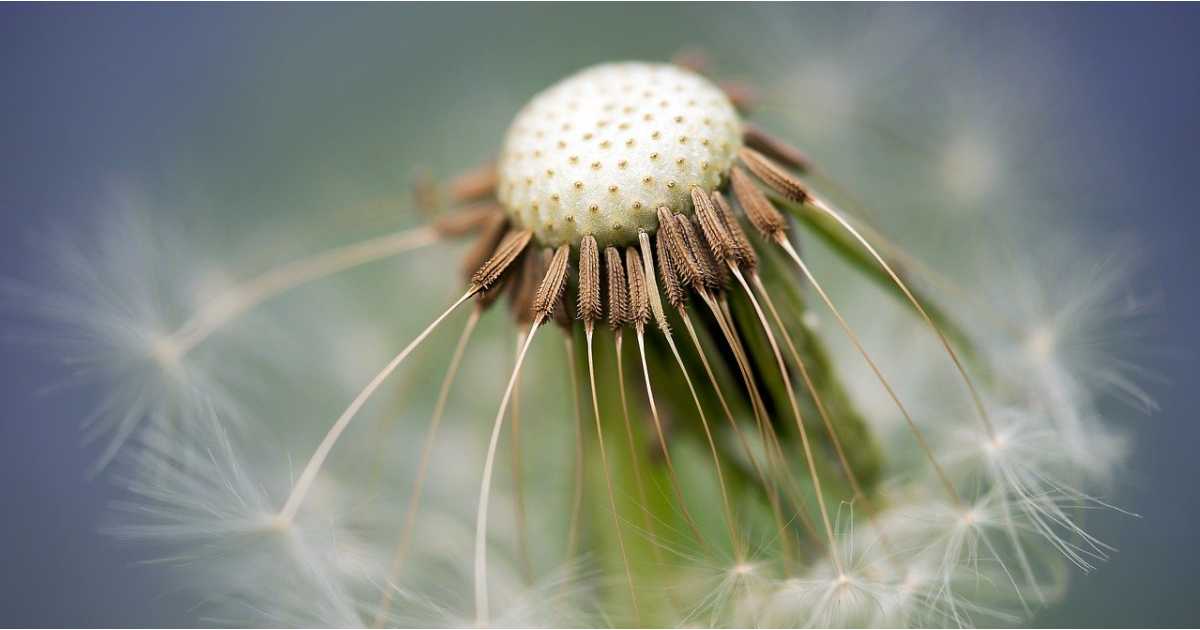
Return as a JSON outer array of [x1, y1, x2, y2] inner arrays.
[[1, 4, 1197, 627]]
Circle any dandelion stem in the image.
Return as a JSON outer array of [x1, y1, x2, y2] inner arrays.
[[168, 225, 439, 358], [775, 238, 962, 505], [678, 307, 792, 558], [475, 320, 542, 626], [613, 332, 661, 563], [563, 336, 585, 570], [700, 292, 818, 557], [586, 326, 641, 621], [635, 327, 710, 551], [750, 273, 893, 550], [664, 324, 744, 561], [730, 264, 844, 575], [373, 304, 481, 627], [639, 231, 742, 559]]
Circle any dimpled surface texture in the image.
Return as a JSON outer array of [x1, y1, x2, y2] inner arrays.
[[497, 62, 742, 248]]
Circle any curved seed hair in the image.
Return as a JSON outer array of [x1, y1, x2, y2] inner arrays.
[[533, 244, 571, 321], [605, 246, 630, 330], [577, 235, 602, 325], [470, 228, 532, 290], [692, 187, 733, 263], [739, 147, 810, 204], [712, 191, 758, 272], [624, 246, 650, 329], [432, 201, 504, 237], [460, 213, 509, 284], [655, 228, 688, 310], [731, 166, 787, 239], [742, 123, 812, 173]]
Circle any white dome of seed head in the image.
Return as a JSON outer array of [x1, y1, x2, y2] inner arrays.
[[497, 62, 743, 248]]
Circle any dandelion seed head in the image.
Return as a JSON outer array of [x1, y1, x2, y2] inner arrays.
[[497, 62, 741, 248]]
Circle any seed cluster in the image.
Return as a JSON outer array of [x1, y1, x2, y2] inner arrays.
[[497, 63, 743, 248]]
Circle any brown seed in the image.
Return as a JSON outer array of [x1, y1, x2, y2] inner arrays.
[[731, 166, 787, 238], [410, 167, 440, 216], [689, 214, 731, 288], [508, 247, 543, 326], [533, 245, 572, 322], [691, 187, 733, 263], [432, 201, 504, 237], [471, 228, 532, 291], [655, 228, 687, 310], [673, 213, 718, 291], [543, 247, 574, 329], [718, 80, 759, 113], [742, 124, 812, 173], [625, 247, 650, 328], [447, 161, 498, 203], [712, 191, 758, 272], [739, 147, 810, 203], [606, 246, 630, 330], [577, 235, 602, 323], [656, 206, 699, 288], [460, 214, 512, 284]]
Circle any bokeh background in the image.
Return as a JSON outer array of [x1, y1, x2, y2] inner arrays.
[[1, 3, 1197, 627]]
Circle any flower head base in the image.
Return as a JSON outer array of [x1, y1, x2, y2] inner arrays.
[[497, 63, 742, 248]]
